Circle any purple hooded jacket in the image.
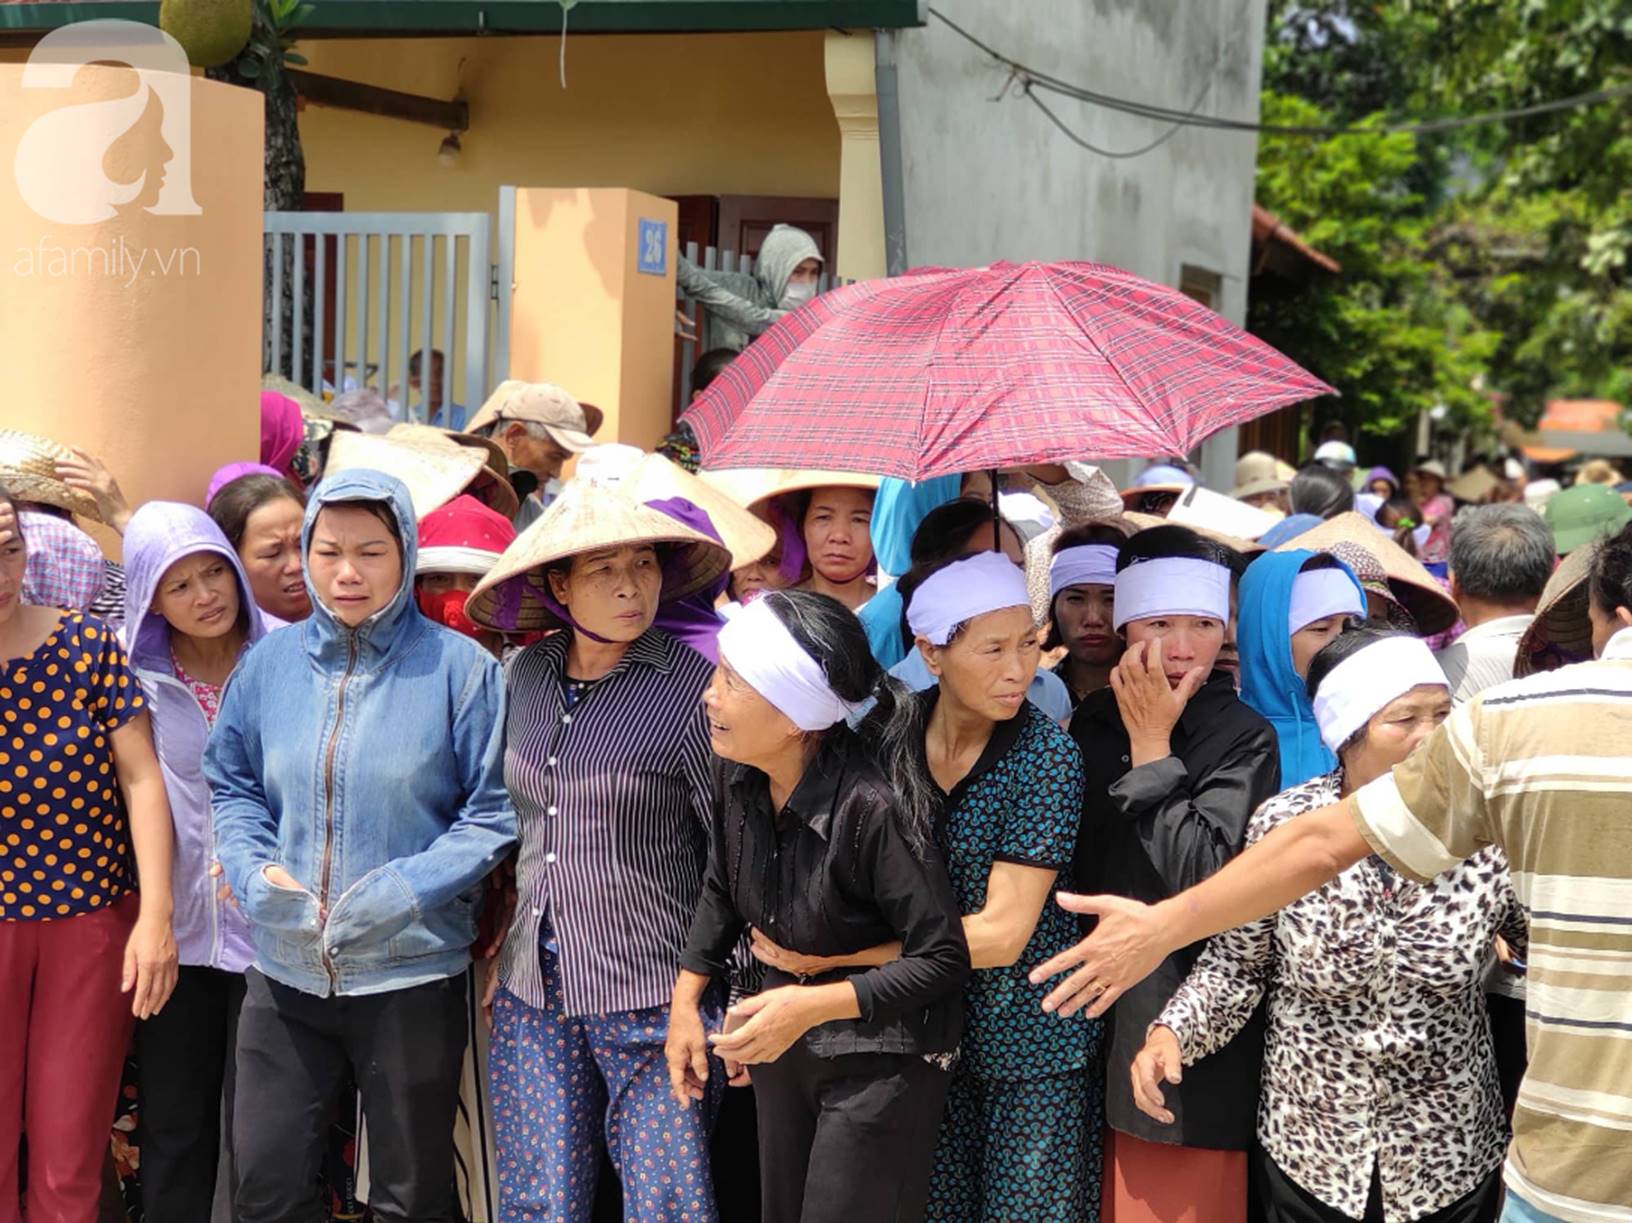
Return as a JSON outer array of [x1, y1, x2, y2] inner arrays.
[[121, 502, 276, 973]]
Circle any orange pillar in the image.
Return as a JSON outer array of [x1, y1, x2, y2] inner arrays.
[[1, 46, 263, 550], [506, 188, 679, 451]]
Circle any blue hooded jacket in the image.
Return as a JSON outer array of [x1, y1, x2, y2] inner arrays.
[[857, 475, 961, 667], [1236, 549, 1365, 788], [206, 469, 517, 997]]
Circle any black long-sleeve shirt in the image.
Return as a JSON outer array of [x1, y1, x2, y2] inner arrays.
[[1070, 672, 1280, 1150], [680, 732, 969, 1058]]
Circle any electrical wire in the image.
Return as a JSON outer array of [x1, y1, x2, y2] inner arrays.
[[1023, 82, 1194, 159], [928, 5, 1632, 141]]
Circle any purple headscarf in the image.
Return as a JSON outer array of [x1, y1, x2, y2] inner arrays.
[[765, 497, 808, 585], [206, 462, 285, 509], [646, 497, 728, 664]]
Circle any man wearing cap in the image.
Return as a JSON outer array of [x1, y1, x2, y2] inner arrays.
[[1230, 451, 1292, 516], [466, 382, 603, 530], [1312, 440, 1358, 478], [1542, 481, 1632, 557]]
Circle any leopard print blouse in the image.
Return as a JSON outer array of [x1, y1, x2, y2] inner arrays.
[[1158, 771, 1526, 1221]]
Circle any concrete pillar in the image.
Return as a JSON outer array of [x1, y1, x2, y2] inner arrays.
[[1, 40, 263, 541], [505, 187, 678, 450], [825, 30, 885, 282]]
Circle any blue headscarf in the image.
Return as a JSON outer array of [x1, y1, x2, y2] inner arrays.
[[1237, 549, 1365, 787], [856, 474, 961, 667]]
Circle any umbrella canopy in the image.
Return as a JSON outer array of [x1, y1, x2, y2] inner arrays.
[[683, 261, 1333, 481]]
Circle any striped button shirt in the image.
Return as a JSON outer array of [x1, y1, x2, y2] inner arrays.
[[1352, 627, 1632, 1223], [496, 628, 716, 1017]]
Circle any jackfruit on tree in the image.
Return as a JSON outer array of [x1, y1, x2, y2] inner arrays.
[[160, 0, 254, 68]]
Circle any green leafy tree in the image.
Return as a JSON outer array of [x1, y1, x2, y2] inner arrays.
[[1255, 0, 1632, 441]]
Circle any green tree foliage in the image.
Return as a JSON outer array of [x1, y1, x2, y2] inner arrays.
[[1254, 0, 1632, 434]]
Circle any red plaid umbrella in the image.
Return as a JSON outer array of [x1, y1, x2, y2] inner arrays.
[[682, 260, 1334, 480]]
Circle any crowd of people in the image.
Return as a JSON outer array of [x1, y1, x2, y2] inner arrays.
[[2, 371, 1631, 1223]]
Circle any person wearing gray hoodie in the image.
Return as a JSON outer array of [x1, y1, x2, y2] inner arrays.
[[121, 500, 275, 1221], [675, 223, 824, 352]]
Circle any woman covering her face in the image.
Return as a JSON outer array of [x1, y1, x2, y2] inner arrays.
[[1134, 628, 1518, 1223], [1067, 525, 1281, 1223]]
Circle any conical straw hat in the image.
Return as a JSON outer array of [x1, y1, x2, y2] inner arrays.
[[324, 430, 487, 520], [467, 477, 732, 633], [386, 423, 519, 519], [1515, 541, 1597, 677], [700, 467, 882, 513], [1271, 511, 1459, 635], [623, 454, 774, 570], [1123, 511, 1263, 557], [0, 430, 101, 521]]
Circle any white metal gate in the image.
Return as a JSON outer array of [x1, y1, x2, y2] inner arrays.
[[263, 211, 498, 425]]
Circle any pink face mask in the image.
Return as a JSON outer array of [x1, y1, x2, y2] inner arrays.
[[416, 587, 484, 639]]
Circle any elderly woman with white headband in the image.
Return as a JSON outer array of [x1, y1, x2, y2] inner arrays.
[[1065, 524, 1280, 1223], [669, 589, 969, 1223], [749, 552, 1101, 1220], [1129, 627, 1521, 1223]]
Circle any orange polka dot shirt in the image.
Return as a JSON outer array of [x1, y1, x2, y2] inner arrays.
[[1, 610, 145, 922]]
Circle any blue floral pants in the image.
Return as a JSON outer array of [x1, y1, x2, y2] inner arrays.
[[488, 958, 723, 1223]]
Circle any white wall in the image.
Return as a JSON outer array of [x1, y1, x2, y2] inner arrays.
[[894, 0, 1267, 489]]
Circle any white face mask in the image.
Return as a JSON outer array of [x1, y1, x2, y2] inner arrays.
[[778, 281, 817, 311]]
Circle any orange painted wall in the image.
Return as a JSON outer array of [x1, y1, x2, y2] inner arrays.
[[508, 188, 678, 451], [0, 62, 262, 550], [294, 32, 842, 210]]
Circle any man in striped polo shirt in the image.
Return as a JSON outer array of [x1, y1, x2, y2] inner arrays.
[[1033, 523, 1632, 1223]]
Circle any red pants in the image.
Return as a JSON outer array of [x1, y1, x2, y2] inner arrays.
[[0, 894, 137, 1223]]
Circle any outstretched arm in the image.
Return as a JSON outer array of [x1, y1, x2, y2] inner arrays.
[[1030, 800, 1370, 1017]]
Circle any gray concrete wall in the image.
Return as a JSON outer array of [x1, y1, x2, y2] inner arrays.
[[892, 0, 1267, 489]]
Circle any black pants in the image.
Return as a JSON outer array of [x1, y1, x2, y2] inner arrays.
[[1488, 993, 1528, 1118], [1254, 1151, 1503, 1223], [752, 1041, 950, 1223], [233, 968, 467, 1223], [135, 965, 246, 1221], [712, 1083, 763, 1222]]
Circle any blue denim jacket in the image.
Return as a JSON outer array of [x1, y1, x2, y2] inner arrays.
[[205, 469, 517, 997]]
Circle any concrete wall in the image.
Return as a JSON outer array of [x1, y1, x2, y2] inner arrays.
[[892, 1, 1267, 488]]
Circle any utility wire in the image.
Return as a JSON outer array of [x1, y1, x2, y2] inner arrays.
[[929, 6, 1632, 140], [1023, 82, 1193, 159]]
